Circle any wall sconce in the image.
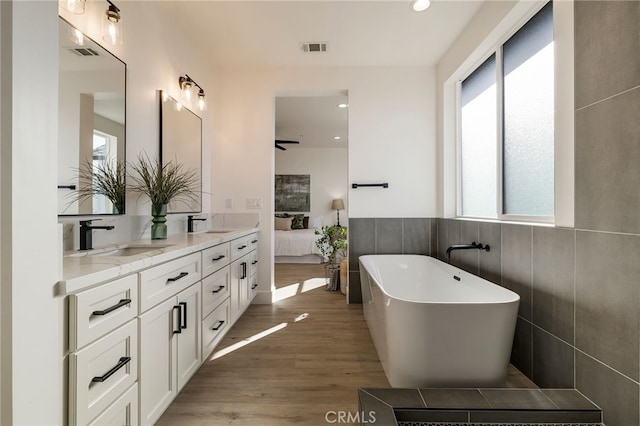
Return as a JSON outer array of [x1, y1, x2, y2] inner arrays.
[[331, 198, 345, 227], [179, 75, 207, 112], [102, 0, 123, 46], [60, 0, 86, 14]]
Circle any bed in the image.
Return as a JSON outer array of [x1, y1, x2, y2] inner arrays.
[[274, 228, 324, 263]]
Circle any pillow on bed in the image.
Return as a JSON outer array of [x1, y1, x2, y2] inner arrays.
[[308, 216, 323, 229], [291, 214, 305, 230], [303, 216, 310, 229], [275, 216, 293, 231]]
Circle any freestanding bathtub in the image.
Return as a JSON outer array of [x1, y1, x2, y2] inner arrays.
[[359, 254, 520, 388]]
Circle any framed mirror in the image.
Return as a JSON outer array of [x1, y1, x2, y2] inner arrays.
[[159, 91, 202, 213], [57, 18, 126, 215]]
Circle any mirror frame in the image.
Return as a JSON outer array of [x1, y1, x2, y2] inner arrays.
[[57, 17, 127, 216], [158, 90, 203, 214]]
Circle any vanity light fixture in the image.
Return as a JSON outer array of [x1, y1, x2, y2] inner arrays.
[[410, 0, 431, 12], [179, 75, 208, 112], [102, 0, 123, 46], [61, 0, 86, 14]]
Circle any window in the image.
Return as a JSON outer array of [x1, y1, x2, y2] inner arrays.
[[459, 2, 554, 220]]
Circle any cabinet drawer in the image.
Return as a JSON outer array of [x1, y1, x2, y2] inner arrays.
[[202, 243, 230, 278], [69, 274, 138, 351], [201, 298, 230, 360], [230, 236, 251, 262], [202, 266, 230, 319], [139, 252, 201, 313], [249, 233, 259, 251], [250, 251, 258, 277], [88, 383, 138, 426], [70, 320, 138, 426]]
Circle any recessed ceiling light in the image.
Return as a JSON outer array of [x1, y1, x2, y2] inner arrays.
[[337, 103, 348, 108], [411, 0, 431, 12], [334, 136, 341, 140]]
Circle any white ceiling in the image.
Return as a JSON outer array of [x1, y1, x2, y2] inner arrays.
[[159, 1, 485, 149], [275, 95, 349, 149], [160, 1, 484, 67]]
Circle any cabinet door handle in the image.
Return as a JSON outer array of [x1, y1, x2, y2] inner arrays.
[[212, 285, 225, 294], [251, 283, 258, 290], [172, 305, 182, 334], [211, 320, 225, 331], [251, 239, 258, 244], [240, 262, 247, 279], [237, 245, 247, 250], [92, 298, 131, 316], [167, 272, 189, 282], [179, 302, 187, 329], [212, 255, 226, 261], [91, 356, 131, 383], [251, 260, 258, 265]]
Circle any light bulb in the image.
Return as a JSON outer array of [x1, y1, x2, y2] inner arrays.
[[197, 89, 207, 111], [102, 3, 123, 45], [182, 81, 194, 102], [61, 0, 85, 14], [411, 0, 430, 12]]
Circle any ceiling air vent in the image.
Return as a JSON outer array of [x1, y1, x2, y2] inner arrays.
[[69, 47, 100, 57], [300, 42, 327, 53]]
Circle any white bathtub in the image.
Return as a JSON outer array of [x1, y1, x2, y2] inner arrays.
[[359, 254, 519, 388]]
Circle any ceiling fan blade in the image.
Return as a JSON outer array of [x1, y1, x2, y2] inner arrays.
[[275, 144, 287, 150], [275, 139, 300, 145]]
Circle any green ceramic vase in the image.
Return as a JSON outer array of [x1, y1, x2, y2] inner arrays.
[[151, 204, 168, 240]]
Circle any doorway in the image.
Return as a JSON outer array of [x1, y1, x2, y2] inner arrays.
[[273, 93, 348, 299]]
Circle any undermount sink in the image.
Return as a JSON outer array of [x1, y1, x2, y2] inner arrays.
[[206, 229, 235, 234], [67, 244, 174, 258]]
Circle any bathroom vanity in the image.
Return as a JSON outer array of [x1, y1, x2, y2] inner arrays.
[[61, 229, 259, 425]]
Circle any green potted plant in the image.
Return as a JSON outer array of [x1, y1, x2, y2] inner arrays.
[[68, 158, 126, 214], [129, 153, 199, 239], [315, 225, 348, 290]]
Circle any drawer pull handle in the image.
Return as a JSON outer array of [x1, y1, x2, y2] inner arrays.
[[251, 283, 258, 290], [167, 272, 188, 282], [92, 298, 131, 316], [212, 255, 226, 261], [91, 357, 131, 383], [212, 285, 225, 294], [237, 245, 247, 250], [179, 302, 187, 329], [172, 305, 182, 334], [251, 239, 258, 244], [211, 320, 225, 331], [251, 260, 258, 265]]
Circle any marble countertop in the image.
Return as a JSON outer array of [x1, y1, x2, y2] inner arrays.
[[60, 228, 258, 294]]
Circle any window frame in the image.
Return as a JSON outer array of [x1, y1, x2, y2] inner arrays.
[[455, 1, 555, 224]]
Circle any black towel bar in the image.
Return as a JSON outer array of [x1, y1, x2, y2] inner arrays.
[[351, 183, 389, 189]]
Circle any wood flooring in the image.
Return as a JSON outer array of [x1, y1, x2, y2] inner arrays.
[[157, 263, 535, 426]]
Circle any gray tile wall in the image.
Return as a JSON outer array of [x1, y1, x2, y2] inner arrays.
[[348, 218, 433, 303], [435, 219, 640, 424]]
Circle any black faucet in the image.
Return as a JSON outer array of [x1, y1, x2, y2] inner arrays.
[[187, 215, 206, 233], [79, 219, 115, 251], [445, 241, 490, 262]]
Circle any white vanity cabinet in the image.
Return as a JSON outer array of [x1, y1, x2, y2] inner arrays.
[[68, 274, 139, 426], [139, 259, 201, 426], [229, 233, 258, 322], [64, 229, 259, 426]]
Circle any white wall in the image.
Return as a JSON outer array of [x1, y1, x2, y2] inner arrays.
[[1, 1, 62, 424], [275, 147, 348, 227], [212, 66, 436, 302]]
